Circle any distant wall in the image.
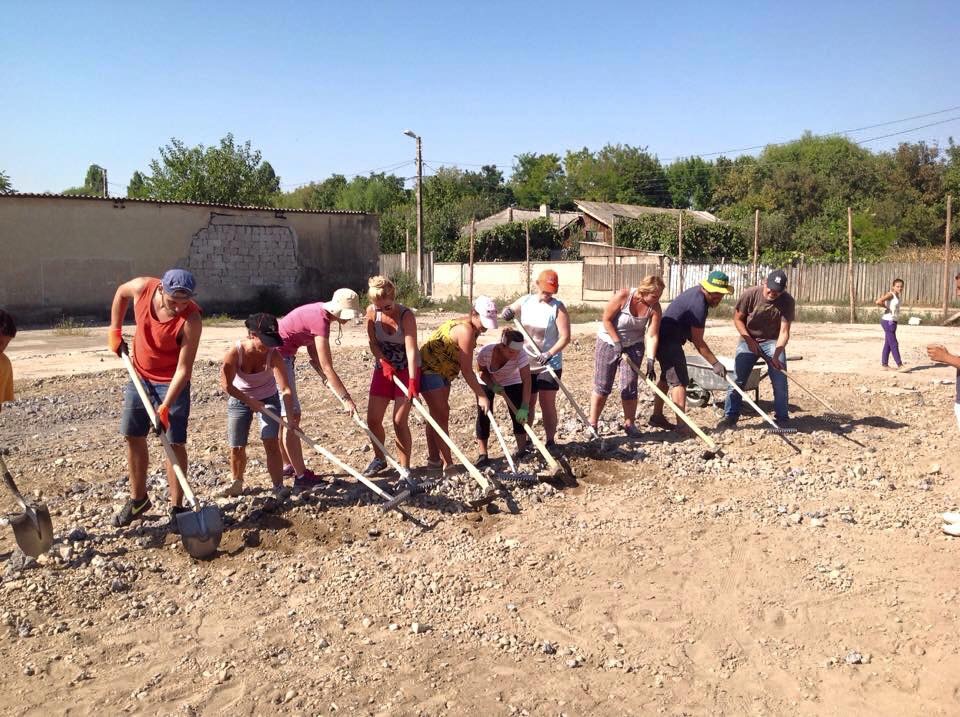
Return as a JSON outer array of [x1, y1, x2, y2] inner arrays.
[[0, 195, 379, 317], [432, 260, 584, 303]]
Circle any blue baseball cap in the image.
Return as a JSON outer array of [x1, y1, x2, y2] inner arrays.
[[161, 268, 196, 298]]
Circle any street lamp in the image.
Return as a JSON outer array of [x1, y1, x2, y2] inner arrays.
[[403, 129, 424, 292]]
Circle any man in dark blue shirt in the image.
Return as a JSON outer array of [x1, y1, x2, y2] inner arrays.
[[650, 271, 732, 429]]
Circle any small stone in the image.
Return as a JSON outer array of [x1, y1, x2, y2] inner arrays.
[[809, 518, 825, 528], [58, 545, 73, 562], [23, 665, 34, 676], [111, 578, 128, 593], [368, 528, 381, 537], [317, 638, 330, 649], [284, 689, 297, 703], [541, 641, 556, 655], [566, 659, 579, 669], [928, 463, 941, 475], [410, 622, 428, 634], [845, 651, 863, 665], [388, 623, 399, 631]]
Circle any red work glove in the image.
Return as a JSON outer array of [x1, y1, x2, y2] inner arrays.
[[108, 328, 128, 356], [378, 358, 395, 382], [156, 404, 170, 434], [407, 372, 420, 400]]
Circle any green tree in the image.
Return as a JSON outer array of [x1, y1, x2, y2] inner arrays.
[[134, 133, 280, 206], [510, 153, 569, 208], [63, 164, 106, 196], [336, 173, 407, 213], [666, 156, 714, 209], [566, 144, 671, 206], [127, 171, 147, 198], [0, 170, 12, 194]]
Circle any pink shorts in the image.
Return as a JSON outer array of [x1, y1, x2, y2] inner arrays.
[[370, 366, 410, 400]]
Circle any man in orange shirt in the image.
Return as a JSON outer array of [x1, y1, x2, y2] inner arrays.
[[107, 269, 202, 530]]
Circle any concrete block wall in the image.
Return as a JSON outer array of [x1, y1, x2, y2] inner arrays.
[[432, 260, 585, 304]]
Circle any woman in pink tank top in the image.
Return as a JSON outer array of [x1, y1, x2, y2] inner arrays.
[[219, 314, 295, 497]]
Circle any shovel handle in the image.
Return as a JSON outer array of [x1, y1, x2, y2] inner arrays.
[[310, 364, 409, 479], [723, 375, 781, 430], [496, 386, 562, 473], [258, 405, 394, 502], [0, 453, 31, 513], [513, 320, 601, 442], [390, 375, 491, 491], [485, 409, 518, 474], [119, 351, 198, 509], [624, 355, 717, 451]]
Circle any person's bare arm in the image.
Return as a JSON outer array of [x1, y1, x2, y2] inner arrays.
[[644, 304, 662, 363], [690, 327, 719, 365], [734, 310, 762, 354], [220, 345, 265, 412], [161, 312, 202, 414], [519, 364, 532, 408], [401, 310, 420, 377], [875, 291, 893, 307], [927, 344, 960, 369], [456, 326, 487, 400], [768, 319, 791, 370], [366, 306, 383, 360], [314, 335, 356, 413], [602, 289, 629, 347], [271, 350, 295, 416], [110, 277, 148, 330], [549, 304, 572, 357]]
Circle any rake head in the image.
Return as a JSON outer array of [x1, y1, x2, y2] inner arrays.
[[765, 426, 798, 435], [499, 473, 540, 485], [380, 490, 412, 512]]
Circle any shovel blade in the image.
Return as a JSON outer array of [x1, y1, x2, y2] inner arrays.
[[176, 505, 223, 559], [8, 504, 54, 558]]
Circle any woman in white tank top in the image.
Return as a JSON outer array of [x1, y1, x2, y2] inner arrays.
[[875, 278, 904, 370]]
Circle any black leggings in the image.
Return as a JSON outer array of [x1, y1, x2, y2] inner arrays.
[[476, 384, 526, 440]]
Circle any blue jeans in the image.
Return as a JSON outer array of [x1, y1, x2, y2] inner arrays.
[[120, 380, 191, 444], [227, 392, 282, 447], [724, 340, 789, 422]]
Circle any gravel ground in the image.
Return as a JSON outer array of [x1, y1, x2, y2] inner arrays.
[[1, 316, 960, 715]]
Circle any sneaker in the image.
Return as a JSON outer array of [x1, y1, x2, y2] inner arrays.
[[217, 479, 244, 498], [113, 495, 152, 527], [649, 414, 674, 430], [624, 424, 643, 438], [943, 523, 960, 537], [424, 459, 443, 474], [282, 464, 296, 478], [362, 457, 388, 477], [475, 454, 491, 469], [513, 445, 532, 462], [896, 364, 908, 372], [544, 440, 559, 453], [716, 417, 738, 431], [168, 505, 190, 534], [293, 469, 326, 490], [442, 464, 464, 478], [272, 485, 291, 500], [942, 512, 960, 524]]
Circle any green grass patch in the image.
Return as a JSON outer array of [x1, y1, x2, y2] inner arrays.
[[202, 313, 236, 326]]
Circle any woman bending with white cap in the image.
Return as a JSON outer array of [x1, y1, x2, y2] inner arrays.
[[276, 288, 361, 490], [418, 296, 497, 474]]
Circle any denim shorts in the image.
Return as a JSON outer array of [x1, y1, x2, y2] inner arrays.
[[421, 371, 451, 393], [227, 392, 282, 447], [281, 355, 303, 416], [120, 380, 190, 444]]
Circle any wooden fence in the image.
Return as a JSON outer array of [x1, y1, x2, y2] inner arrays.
[[676, 261, 960, 307]]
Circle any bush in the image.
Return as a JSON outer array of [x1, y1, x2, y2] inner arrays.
[[614, 215, 749, 261], [449, 218, 563, 262]]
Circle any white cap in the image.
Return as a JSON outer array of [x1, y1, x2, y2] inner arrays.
[[324, 288, 360, 320], [473, 295, 498, 330]]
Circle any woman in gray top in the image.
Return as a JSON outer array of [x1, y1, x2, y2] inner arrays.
[[588, 276, 664, 437]]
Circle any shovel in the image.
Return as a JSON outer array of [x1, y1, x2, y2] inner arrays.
[[623, 355, 723, 460], [310, 364, 415, 488], [0, 451, 54, 558], [256, 405, 423, 524], [759, 354, 852, 424], [120, 350, 223, 559], [723, 375, 798, 435]]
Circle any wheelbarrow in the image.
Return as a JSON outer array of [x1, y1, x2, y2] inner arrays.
[[685, 354, 802, 408]]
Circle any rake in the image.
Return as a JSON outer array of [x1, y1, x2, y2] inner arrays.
[[723, 375, 798, 435], [762, 357, 852, 424]]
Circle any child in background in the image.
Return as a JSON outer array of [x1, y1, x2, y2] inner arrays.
[[0, 309, 16, 412]]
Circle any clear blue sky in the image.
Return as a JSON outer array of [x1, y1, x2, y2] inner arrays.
[[2, 0, 958, 194]]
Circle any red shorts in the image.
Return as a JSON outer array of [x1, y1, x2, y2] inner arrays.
[[369, 366, 410, 400]]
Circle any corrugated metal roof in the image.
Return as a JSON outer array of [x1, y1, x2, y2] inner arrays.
[[461, 207, 582, 235], [0, 192, 368, 215], [575, 200, 718, 227]]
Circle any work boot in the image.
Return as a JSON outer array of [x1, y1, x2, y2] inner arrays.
[[293, 469, 325, 490], [475, 454, 490, 469], [648, 414, 674, 430], [113, 495, 152, 528], [217, 479, 244, 498], [715, 416, 738, 432]]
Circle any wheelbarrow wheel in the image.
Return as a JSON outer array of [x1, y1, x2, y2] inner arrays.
[[686, 382, 710, 408]]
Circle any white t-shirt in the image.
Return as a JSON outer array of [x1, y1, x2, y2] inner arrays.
[[881, 293, 901, 322], [476, 343, 529, 387]]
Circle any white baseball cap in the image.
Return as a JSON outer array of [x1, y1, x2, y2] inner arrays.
[[324, 288, 360, 320], [473, 295, 498, 330]]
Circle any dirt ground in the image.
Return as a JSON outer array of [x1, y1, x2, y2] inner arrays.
[[2, 312, 960, 716]]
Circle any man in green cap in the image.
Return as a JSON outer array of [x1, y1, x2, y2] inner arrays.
[[649, 270, 733, 429]]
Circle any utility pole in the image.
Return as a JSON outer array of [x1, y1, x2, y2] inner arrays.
[[677, 210, 684, 292], [847, 207, 856, 323], [102, 167, 108, 198], [752, 209, 759, 285], [403, 130, 424, 292]]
